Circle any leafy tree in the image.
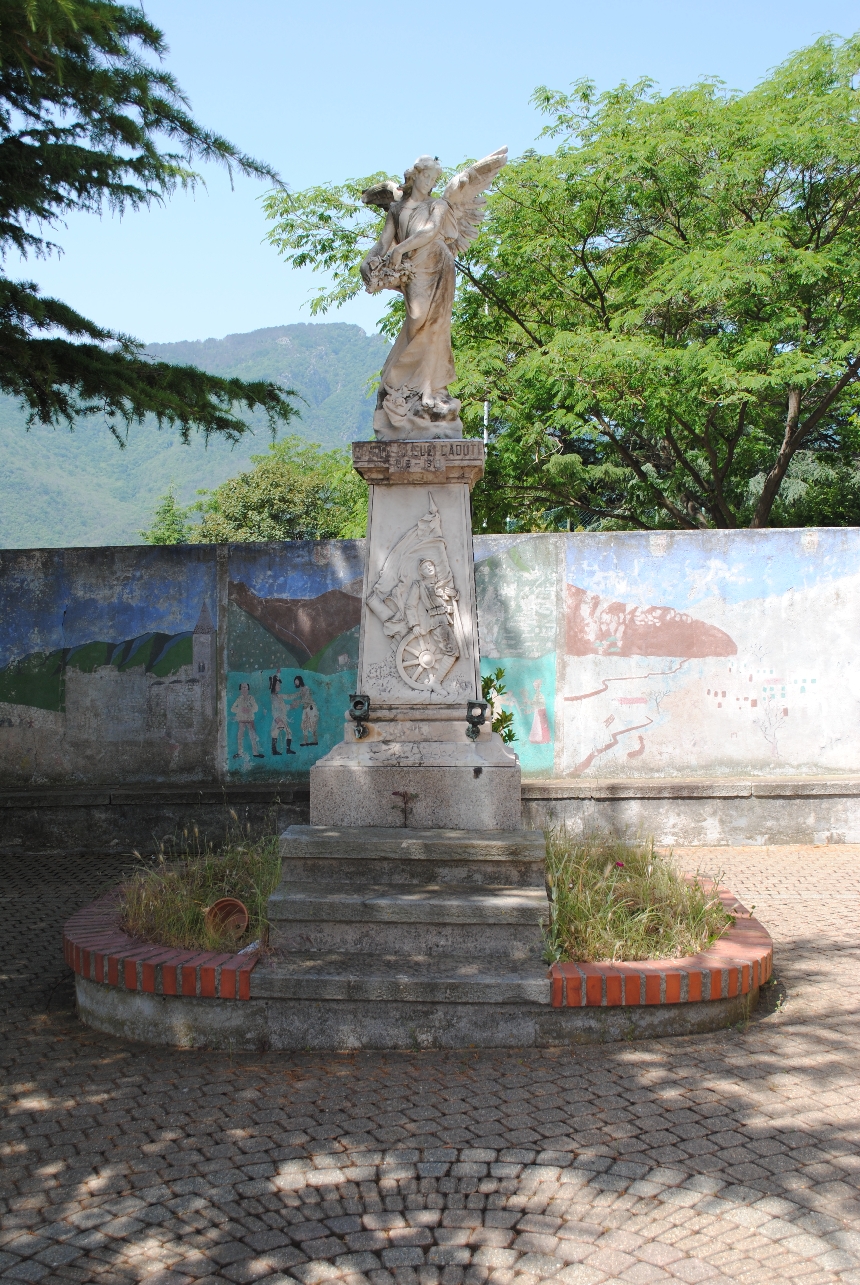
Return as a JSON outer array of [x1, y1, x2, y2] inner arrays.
[[1, 0, 296, 441], [265, 35, 860, 530], [264, 175, 398, 327], [141, 438, 368, 544], [139, 484, 190, 544]]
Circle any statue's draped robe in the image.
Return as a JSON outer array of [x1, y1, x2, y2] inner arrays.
[[380, 198, 458, 401]]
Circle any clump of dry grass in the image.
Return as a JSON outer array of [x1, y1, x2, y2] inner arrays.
[[544, 829, 732, 964], [120, 822, 281, 952]]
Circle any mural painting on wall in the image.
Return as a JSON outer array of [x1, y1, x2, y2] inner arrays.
[[473, 535, 560, 778], [0, 548, 218, 784], [226, 541, 364, 775], [561, 528, 858, 778], [3, 527, 856, 790]]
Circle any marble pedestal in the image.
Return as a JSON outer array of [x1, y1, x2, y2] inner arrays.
[[309, 703, 521, 830], [311, 440, 521, 830]]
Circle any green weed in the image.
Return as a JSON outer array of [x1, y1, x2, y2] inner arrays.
[[120, 822, 281, 952], [543, 829, 732, 964]]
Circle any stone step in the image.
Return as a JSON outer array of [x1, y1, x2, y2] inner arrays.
[[280, 856, 544, 887], [279, 826, 546, 888], [268, 915, 544, 961], [268, 883, 548, 924], [252, 952, 550, 1005], [267, 828, 550, 961]]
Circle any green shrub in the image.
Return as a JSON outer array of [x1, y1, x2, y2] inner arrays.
[[120, 828, 281, 952], [481, 667, 516, 743], [544, 830, 732, 963]]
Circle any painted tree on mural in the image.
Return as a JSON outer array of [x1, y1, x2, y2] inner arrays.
[[266, 35, 860, 531], [0, 0, 296, 440]]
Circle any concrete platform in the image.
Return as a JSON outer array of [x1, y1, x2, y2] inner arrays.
[[75, 976, 759, 1049], [66, 826, 766, 1050]]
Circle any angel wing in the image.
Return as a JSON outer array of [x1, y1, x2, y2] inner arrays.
[[441, 146, 507, 254], [361, 180, 403, 211]]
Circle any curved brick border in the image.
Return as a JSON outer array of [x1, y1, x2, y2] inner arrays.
[[66, 884, 770, 1014], [63, 892, 259, 1001], [548, 887, 772, 1008]]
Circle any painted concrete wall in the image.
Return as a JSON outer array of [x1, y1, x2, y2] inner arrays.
[[0, 546, 219, 786], [558, 527, 858, 781], [1, 527, 857, 789]]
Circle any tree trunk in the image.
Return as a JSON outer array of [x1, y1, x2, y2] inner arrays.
[[750, 389, 801, 529]]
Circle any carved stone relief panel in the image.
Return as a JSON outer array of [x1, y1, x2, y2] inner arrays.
[[358, 485, 481, 703]]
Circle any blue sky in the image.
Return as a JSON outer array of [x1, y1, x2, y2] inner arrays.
[[10, 0, 860, 345]]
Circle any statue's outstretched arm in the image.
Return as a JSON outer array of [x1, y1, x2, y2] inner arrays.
[[360, 210, 397, 283]]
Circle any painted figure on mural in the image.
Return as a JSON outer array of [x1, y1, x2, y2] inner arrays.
[[231, 682, 264, 759], [294, 675, 319, 746], [269, 673, 297, 755], [528, 679, 551, 745]]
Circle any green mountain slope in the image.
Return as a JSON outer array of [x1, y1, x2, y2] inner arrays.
[[0, 322, 387, 549]]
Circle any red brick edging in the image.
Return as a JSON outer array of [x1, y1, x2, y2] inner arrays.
[[548, 887, 772, 1008], [67, 885, 770, 1009], [63, 892, 259, 1000]]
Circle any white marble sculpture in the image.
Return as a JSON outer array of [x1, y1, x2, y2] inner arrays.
[[361, 147, 507, 441], [366, 493, 470, 695]]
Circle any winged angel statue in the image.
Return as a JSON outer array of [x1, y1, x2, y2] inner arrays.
[[360, 147, 507, 440]]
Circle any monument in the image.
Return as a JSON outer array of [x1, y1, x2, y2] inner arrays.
[[311, 147, 520, 830], [264, 149, 550, 1047]]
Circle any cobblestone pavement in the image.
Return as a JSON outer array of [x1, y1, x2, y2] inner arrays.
[[2, 845, 860, 1285]]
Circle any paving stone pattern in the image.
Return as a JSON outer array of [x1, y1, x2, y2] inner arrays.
[[2, 844, 860, 1285]]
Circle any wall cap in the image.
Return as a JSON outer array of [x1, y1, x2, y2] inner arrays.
[[523, 775, 860, 800], [7, 774, 860, 807]]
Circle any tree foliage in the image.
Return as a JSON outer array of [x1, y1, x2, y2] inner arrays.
[[264, 175, 395, 325], [139, 484, 191, 544], [141, 437, 368, 544], [0, 0, 296, 440], [265, 36, 860, 530]]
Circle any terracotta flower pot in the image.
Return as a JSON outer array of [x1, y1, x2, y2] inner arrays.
[[204, 898, 249, 937]]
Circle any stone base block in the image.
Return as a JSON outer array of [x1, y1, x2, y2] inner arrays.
[[75, 976, 759, 1050], [310, 763, 521, 830]]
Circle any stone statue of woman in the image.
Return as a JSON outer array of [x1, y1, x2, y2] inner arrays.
[[360, 147, 507, 440]]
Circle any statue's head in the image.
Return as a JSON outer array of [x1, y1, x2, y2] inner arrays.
[[419, 558, 437, 579], [403, 155, 442, 197]]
